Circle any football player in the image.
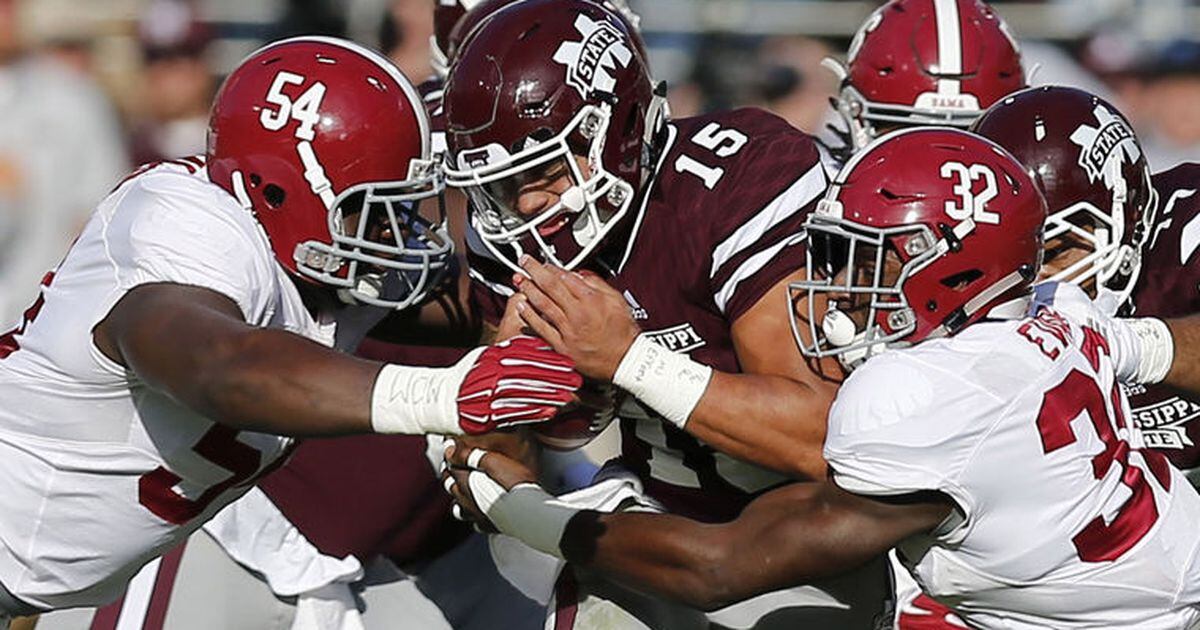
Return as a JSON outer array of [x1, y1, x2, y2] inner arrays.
[[444, 128, 1200, 629], [805, 0, 1031, 227], [0, 36, 582, 627], [90, 7, 627, 628], [443, 0, 896, 627], [822, 0, 1026, 162], [823, 3, 1027, 624], [973, 86, 1200, 484]]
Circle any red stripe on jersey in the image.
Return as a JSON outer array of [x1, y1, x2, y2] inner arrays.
[[88, 595, 124, 630], [180, 156, 206, 170], [141, 543, 187, 630], [551, 568, 579, 630]]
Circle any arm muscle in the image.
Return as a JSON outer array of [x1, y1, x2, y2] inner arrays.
[[95, 283, 381, 435], [685, 271, 839, 480], [561, 482, 950, 610]]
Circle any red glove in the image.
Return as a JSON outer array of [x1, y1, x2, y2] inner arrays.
[[456, 336, 583, 434]]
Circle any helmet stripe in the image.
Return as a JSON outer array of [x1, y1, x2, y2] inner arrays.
[[933, 0, 963, 95]]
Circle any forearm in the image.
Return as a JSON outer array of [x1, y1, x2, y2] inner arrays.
[[561, 511, 746, 611], [109, 291, 465, 437], [560, 483, 911, 611], [685, 371, 832, 480], [169, 327, 381, 436], [610, 335, 831, 479], [1166, 316, 1200, 394]]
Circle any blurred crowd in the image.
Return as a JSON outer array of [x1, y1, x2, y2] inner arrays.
[[0, 0, 1197, 326]]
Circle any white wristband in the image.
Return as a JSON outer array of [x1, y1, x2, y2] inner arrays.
[[370, 347, 486, 435], [472, 476, 578, 558], [612, 334, 713, 429], [1127, 317, 1174, 385]]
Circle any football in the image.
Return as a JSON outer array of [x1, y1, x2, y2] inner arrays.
[[533, 378, 620, 450]]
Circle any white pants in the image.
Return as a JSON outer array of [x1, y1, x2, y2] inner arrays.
[[35, 527, 545, 630]]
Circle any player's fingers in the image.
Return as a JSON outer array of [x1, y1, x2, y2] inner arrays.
[[467, 444, 540, 489], [444, 440, 472, 468], [520, 255, 577, 307], [448, 468, 475, 504], [517, 281, 570, 328], [562, 270, 599, 299], [495, 295, 530, 342], [466, 448, 487, 470], [516, 299, 566, 349]]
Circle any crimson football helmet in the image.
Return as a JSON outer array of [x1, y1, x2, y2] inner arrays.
[[207, 36, 451, 309], [443, 0, 664, 273], [971, 86, 1157, 307], [791, 128, 1046, 369], [828, 0, 1025, 151]]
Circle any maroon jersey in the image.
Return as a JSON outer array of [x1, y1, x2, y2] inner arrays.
[[1128, 162, 1200, 474], [258, 341, 471, 566], [470, 109, 828, 521]]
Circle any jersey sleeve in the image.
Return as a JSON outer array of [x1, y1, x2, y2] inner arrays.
[[702, 109, 829, 322], [1031, 282, 1144, 384], [823, 353, 975, 511], [1134, 163, 1200, 318], [102, 173, 275, 324]]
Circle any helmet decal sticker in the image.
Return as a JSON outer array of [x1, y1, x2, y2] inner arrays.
[[553, 14, 633, 99], [1070, 104, 1140, 192]]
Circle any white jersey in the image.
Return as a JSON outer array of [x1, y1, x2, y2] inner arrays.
[[0, 159, 336, 611], [825, 284, 1200, 630]]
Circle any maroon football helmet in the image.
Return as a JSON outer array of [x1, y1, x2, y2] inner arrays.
[[432, 0, 642, 79], [791, 128, 1046, 369], [443, 0, 664, 273], [207, 36, 451, 309], [828, 0, 1025, 151], [432, 0, 512, 79], [431, 1, 470, 78], [971, 86, 1156, 307]]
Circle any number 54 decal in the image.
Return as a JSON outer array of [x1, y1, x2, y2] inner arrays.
[[259, 71, 327, 141]]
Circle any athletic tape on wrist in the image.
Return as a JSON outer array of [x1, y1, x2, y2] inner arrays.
[[370, 347, 487, 435], [612, 334, 713, 429], [1128, 317, 1174, 384], [471, 475, 577, 559]]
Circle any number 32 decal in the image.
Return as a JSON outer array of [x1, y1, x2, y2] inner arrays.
[[941, 161, 1001, 225]]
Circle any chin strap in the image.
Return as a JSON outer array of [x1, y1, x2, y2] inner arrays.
[[929, 264, 1036, 339], [640, 81, 671, 180]]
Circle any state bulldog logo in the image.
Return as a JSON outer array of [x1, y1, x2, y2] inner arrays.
[[552, 14, 633, 99], [1069, 104, 1140, 191]]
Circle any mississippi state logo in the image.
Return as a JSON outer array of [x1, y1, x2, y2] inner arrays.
[[1133, 396, 1200, 450], [552, 14, 633, 99], [1069, 104, 1140, 189]]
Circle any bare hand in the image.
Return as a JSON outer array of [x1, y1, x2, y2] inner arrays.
[[441, 440, 539, 527], [513, 256, 640, 381], [494, 292, 529, 342], [452, 429, 539, 473]]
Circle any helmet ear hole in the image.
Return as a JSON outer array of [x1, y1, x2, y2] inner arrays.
[[939, 268, 984, 291], [264, 184, 286, 208]]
